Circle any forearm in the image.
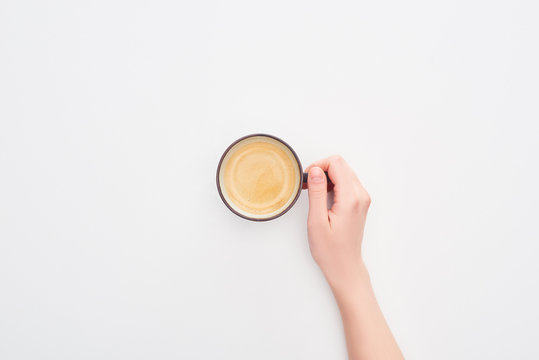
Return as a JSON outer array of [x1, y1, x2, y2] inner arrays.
[[325, 263, 403, 360]]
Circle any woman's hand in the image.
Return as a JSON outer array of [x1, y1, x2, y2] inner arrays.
[[305, 155, 371, 291], [305, 155, 403, 360]]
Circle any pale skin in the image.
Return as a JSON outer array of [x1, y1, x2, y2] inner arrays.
[[305, 155, 404, 360]]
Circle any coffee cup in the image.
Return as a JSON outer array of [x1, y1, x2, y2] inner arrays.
[[216, 133, 330, 221]]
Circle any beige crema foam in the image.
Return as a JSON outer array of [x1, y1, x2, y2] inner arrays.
[[220, 136, 300, 218]]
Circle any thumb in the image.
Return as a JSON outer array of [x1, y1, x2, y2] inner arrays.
[[307, 167, 329, 226]]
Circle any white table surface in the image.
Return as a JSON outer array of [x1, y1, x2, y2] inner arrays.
[[1, 0, 538, 359]]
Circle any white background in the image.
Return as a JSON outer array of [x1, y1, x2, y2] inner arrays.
[[1, 0, 538, 359]]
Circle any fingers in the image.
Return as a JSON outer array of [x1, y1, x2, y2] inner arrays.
[[305, 155, 370, 214], [307, 167, 329, 228]]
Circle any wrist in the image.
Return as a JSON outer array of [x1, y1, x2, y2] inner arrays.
[[323, 260, 372, 296]]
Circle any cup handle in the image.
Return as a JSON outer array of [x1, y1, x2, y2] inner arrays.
[[302, 171, 332, 189]]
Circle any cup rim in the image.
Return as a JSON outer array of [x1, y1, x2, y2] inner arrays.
[[216, 133, 304, 222]]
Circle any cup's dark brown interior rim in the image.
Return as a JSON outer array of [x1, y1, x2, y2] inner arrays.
[[216, 133, 304, 222]]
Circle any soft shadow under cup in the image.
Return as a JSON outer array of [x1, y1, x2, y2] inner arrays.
[[216, 134, 330, 221]]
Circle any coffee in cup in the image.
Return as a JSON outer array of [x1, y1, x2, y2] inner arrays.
[[216, 134, 329, 221]]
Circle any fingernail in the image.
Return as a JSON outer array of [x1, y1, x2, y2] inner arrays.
[[309, 167, 324, 183]]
